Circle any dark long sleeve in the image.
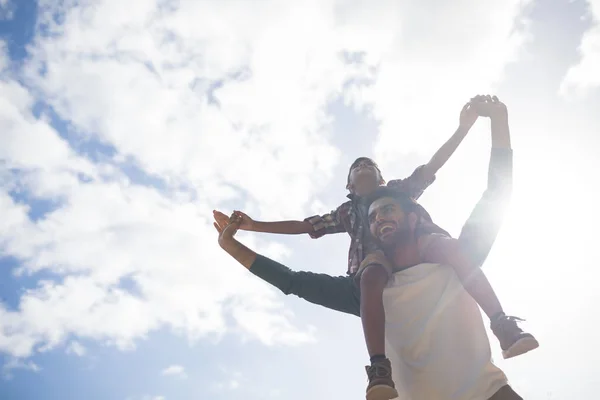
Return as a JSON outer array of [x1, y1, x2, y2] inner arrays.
[[249, 254, 361, 317], [458, 148, 513, 267]]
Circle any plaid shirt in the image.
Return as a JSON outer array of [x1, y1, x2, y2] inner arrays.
[[304, 165, 440, 275]]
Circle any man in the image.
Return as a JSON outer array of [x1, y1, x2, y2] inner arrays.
[[360, 186, 522, 400], [214, 96, 530, 399]]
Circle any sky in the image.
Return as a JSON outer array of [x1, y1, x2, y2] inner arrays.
[[0, 0, 599, 399]]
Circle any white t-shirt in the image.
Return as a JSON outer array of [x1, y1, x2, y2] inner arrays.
[[383, 263, 508, 400]]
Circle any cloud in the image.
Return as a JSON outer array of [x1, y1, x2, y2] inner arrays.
[[66, 341, 86, 356], [560, 0, 600, 96], [1, 358, 41, 380], [0, 0, 533, 367], [341, 0, 533, 169], [2, 0, 332, 359], [0, 0, 14, 21], [212, 369, 245, 392], [161, 365, 187, 379]]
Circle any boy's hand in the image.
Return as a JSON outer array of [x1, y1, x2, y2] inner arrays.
[[214, 212, 242, 248], [471, 94, 508, 121], [459, 101, 479, 130], [213, 210, 255, 231]]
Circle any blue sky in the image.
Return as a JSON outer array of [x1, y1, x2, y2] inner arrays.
[[1, 0, 600, 399]]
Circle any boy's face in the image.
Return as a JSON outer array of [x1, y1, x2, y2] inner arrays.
[[348, 159, 382, 196], [368, 197, 416, 249]]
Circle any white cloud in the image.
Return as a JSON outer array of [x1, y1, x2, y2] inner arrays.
[[0, 0, 533, 368], [213, 369, 245, 392], [0, 0, 14, 21], [1, 358, 41, 380], [341, 0, 533, 169], [66, 341, 86, 356], [560, 0, 600, 96], [0, 73, 314, 360], [126, 396, 165, 400], [25, 0, 349, 220], [161, 364, 187, 379]]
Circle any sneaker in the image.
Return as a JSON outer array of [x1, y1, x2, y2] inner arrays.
[[365, 358, 398, 400], [490, 314, 539, 359]]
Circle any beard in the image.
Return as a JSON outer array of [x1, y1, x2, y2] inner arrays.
[[377, 218, 413, 251]]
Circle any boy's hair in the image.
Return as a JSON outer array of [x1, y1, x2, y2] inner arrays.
[[346, 157, 385, 186], [364, 186, 419, 216]]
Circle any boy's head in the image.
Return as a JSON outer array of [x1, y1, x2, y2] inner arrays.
[[365, 187, 420, 250], [346, 157, 385, 197]]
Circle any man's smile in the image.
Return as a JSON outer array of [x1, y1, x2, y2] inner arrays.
[[377, 222, 397, 239]]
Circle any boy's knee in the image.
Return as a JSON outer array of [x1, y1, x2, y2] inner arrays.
[[360, 264, 389, 289], [358, 249, 392, 274], [355, 249, 393, 287]]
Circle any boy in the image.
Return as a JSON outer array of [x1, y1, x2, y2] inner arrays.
[[213, 95, 538, 400]]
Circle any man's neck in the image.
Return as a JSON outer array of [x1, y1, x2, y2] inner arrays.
[[389, 239, 421, 269]]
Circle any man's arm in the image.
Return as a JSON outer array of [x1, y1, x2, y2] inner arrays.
[[219, 234, 258, 269], [250, 255, 361, 316], [420, 95, 513, 267], [215, 214, 361, 316]]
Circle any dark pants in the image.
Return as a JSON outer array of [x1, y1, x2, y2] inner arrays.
[[489, 385, 523, 400], [249, 148, 513, 317]]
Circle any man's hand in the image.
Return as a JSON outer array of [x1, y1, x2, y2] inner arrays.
[[471, 94, 511, 149], [214, 212, 242, 249], [459, 101, 479, 131], [471, 94, 508, 121], [213, 210, 255, 231], [213, 212, 258, 269]]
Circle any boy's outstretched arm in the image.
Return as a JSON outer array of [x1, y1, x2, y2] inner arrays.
[[213, 202, 348, 238], [419, 100, 480, 182], [213, 209, 312, 235]]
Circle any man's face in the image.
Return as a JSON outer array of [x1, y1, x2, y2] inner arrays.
[[348, 159, 381, 196], [368, 197, 413, 249]]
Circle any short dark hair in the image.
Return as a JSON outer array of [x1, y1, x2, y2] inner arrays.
[[347, 157, 385, 186], [364, 186, 419, 215]]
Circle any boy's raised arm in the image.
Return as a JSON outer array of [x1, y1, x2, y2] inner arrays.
[[420, 100, 480, 182]]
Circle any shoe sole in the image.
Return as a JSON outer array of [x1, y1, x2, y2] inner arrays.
[[502, 336, 539, 359], [366, 384, 399, 400]]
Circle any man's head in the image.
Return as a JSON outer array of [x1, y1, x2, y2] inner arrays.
[[366, 187, 420, 250], [346, 157, 385, 197]]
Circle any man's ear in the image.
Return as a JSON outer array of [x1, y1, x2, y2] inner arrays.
[[408, 212, 419, 231]]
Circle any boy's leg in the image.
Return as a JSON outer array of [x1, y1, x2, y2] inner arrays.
[[360, 265, 388, 358], [418, 149, 511, 322], [249, 254, 361, 316], [357, 251, 398, 400]]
